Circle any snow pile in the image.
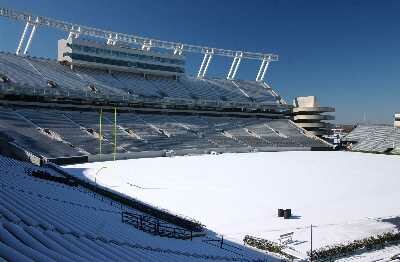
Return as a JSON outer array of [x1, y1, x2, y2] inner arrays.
[[65, 151, 400, 258], [336, 244, 400, 262]]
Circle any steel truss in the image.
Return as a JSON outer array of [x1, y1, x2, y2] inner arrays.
[[0, 7, 278, 81]]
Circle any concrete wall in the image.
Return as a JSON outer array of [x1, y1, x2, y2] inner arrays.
[[292, 96, 335, 137], [395, 113, 400, 128], [85, 146, 316, 164], [293, 96, 320, 108]]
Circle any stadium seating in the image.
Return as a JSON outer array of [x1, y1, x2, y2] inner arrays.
[[0, 52, 280, 105], [204, 79, 250, 103], [15, 109, 105, 155], [0, 107, 82, 158], [342, 125, 373, 142], [343, 125, 400, 153], [0, 155, 271, 261], [0, 52, 48, 90], [0, 106, 328, 160], [0, 50, 330, 163], [233, 80, 278, 103]]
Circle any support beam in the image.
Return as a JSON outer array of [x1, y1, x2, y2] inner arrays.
[[67, 31, 74, 40], [113, 107, 117, 161], [174, 44, 184, 55], [197, 50, 213, 78], [260, 60, 270, 82], [107, 38, 116, 45], [197, 54, 208, 78], [232, 57, 241, 79], [16, 22, 30, 55], [141, 40, 152, 51], [256, 58, 270, 82], [67, 31, 79, 41], [23, 24, 36, 55], [106, 33, 118, 46], [99, 108, 103, 159], [67, 25, 81, 41], [227, 52, 242, 80], [1, 7, 279, 61], [203, 52, 213, 76]]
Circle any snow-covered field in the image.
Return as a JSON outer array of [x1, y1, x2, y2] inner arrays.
[[64, 151, 400, 259]]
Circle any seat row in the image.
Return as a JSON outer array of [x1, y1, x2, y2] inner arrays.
[[0, 107, 327, 158], [0, 52, 279, 104], [0, 155, 270, 261]]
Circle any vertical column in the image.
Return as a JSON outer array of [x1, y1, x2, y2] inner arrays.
[[227, 52, 242, 80], [16, 22, 30, 55], [99, 108, 103, 160], [141, 40, 152, 51], [23, 24, 37, 55], [67, 26, 81, 41], [203, 51, 213, 76], [197, 49, 213, 78], [256, 57, 270, 82], [174, 44, 184, 55], [197, 53, 208, 78], [113, 107, 117, 161], [260, 60, 270, 81]]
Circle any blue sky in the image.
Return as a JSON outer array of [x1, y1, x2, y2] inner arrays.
[[0, 0, 399, 124]]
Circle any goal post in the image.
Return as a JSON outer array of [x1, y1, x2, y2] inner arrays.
[[99, 108, 103, 160], [114, 107, 117, 161]]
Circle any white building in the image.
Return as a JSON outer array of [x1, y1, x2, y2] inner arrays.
[[292, 96, 335, 136], [395, 113, 400, 128]]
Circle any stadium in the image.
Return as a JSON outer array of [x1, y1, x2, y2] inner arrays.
[[0, 5, 400, 262]]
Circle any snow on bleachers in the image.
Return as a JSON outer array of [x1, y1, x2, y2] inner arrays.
[[73, 67, 128, 97], [0, 107, 82, 158], [343, 125, 376, 142], [139, 114, 215, 150], [205, 79, 250, 103], [0, 155, 272, 261], [64, 111, 134, 154], [233, 80, 278, 104], [179, 77, 221, 101], [146, 76, 193, 100], [1, 107, 327, 158], [17, 109, 104, 155], [0, 52, 282, 105], [203, 117, 268, 148], [26, 59, 89, 95], [112, 71, 163, 98], [346, 125, 400, 153], [0, 52, 47, 90]]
